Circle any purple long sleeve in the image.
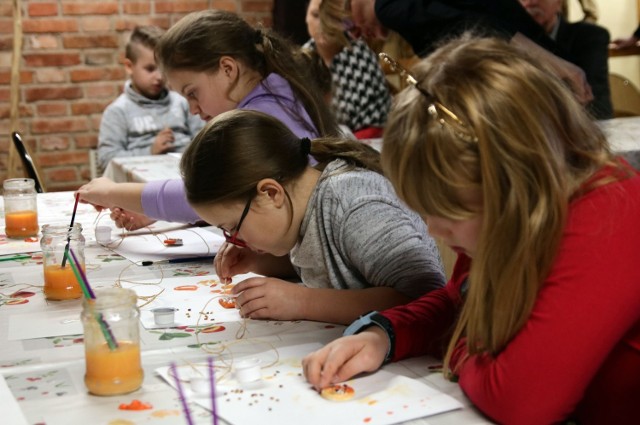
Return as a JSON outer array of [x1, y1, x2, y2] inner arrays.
[[141, 179, 201, 223]]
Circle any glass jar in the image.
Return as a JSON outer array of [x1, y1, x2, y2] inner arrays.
[[40, 223, 85, 300], [81, 288, 143, 396], [3, 178, 39, 238]]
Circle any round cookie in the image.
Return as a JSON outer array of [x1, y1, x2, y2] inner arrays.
[[320, 384, 355, 401]]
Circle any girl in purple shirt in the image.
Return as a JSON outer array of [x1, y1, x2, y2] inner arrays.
[[78, 10, 338, 227]]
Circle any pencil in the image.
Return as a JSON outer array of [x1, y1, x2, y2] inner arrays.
[[141, 255, 215, 266], [0, 254, 32, 262]]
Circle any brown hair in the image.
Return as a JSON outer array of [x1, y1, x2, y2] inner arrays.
[[125, 26, 164, 62], [155, 9, 339, 137], [181, 109, 380, 207], [318, 0, 352, 48], [297, 47, 333, 99], [381, 35, 621, 375]]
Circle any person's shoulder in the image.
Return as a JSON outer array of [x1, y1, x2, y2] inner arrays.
[[320, 160, 389, 196], [573, 165, 640, 211], [102, 93, 129, 116], [562, 19, 610, 42]]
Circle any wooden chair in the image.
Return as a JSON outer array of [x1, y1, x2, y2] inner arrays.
[[11, 132, 46, 193], [609, 73, 640, 117]]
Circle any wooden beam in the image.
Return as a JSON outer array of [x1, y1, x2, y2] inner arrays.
[[8, 0, 23, 179]]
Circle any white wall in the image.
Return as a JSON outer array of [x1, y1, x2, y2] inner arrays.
[[568, 0, 640, 87]]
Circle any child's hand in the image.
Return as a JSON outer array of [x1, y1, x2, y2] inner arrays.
[[109, 208, 156, 230], [302, 329, 389, 391], [231, 276, 306, 321], [151, 128, 175, 154], [214, 242, 260, 283], [76, 177, 119, 210]]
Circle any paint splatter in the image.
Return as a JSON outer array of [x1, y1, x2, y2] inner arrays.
[[174, 285, 198, 291], [218, 297, 236, 309], [151, 409, 180, 418], [118, 399, 152, 410], [200, 325, 226, 334]]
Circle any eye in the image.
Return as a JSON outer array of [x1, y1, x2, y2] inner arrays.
[[186, 90, 197, 100]]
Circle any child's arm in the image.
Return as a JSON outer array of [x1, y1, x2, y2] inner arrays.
[[231, 277, 411, 325], [97, 107, 130, 170], [76, 177, 144, 213]]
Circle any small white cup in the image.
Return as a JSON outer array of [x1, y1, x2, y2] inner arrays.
[[95, 226, 112, 244], [152, 307, 176, 325], [234, 358, 261, 383]]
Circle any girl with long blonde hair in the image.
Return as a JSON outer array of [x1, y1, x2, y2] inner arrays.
[[303, 35, 640, 424]]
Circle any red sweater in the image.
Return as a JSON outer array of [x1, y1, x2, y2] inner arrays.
[[383, 168, 640, 424]]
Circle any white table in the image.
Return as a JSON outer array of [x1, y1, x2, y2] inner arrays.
[[0, 192, 490, 425], [103, 154, 182, 183]]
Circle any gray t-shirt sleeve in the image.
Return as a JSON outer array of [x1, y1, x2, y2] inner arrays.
[[337, 195, 445, 298]]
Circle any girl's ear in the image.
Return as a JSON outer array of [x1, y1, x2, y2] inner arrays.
[[255, 179, 286, 208], [219, 56, 237, 79]]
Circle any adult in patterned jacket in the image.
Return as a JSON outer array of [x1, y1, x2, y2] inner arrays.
[[304, 0, 392, 139]]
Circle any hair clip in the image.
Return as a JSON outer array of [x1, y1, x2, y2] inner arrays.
[[379, 53, 478, 143]]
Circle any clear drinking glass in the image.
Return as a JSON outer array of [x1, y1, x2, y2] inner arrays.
[[81, 288, 143, 396], [3, 178, 39, 238], [40, 223, 84, 300]]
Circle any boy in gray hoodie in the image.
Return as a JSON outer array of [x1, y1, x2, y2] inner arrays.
[[97, 26, 204, 171]]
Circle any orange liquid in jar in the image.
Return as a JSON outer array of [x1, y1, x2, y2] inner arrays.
[[43, 264, 82, 300], [5, 210, 38, 238], [85, 341, 143, 396]]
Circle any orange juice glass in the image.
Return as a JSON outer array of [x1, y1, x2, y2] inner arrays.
[[3, 178, 38, 238], [43, 264, 82, 300], [81, 288, 143, 396], [5, 210, 39, 238], [40, 224, 85, 300], [85, 341, 143, 395]]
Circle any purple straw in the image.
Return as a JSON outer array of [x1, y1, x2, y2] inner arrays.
[[69, 248, 95, 299], [208, 357, 218, 425], [170, 362, 194, 425]]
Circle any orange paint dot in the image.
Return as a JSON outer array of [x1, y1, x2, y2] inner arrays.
[[118, 399, 152, 410], [201, 325, 226, 333], [174, 285, 198, 291], [218, 297, 236, 309], [363, 418, 372, 423]]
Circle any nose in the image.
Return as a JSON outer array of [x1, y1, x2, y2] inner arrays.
[[188, 100, 200, 116]]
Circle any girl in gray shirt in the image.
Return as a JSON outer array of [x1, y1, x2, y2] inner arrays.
[[181, 109, 445, 325]]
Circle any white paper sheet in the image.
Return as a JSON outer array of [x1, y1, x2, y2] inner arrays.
[[8, 307, 83, 341], [107, 227, 224, 264], [122, 273, 262, 329], [157, 343, 463, 425], [0, 374, 29, 425]]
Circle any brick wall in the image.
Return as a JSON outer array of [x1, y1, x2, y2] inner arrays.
[[0, 0, 274, 192]]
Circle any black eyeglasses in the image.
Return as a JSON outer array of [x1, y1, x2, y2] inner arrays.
[[219, 197, 252, 248], [379, 53, 478, 144]]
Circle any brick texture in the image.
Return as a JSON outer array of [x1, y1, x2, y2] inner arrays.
[[1, 0, 274, 191]]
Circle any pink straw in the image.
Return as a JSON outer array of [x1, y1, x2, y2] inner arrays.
[[170, 362, 194, 425], [208, 357, 218, 425]]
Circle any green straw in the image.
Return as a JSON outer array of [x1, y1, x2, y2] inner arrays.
[[64, 250, 118, 351]]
